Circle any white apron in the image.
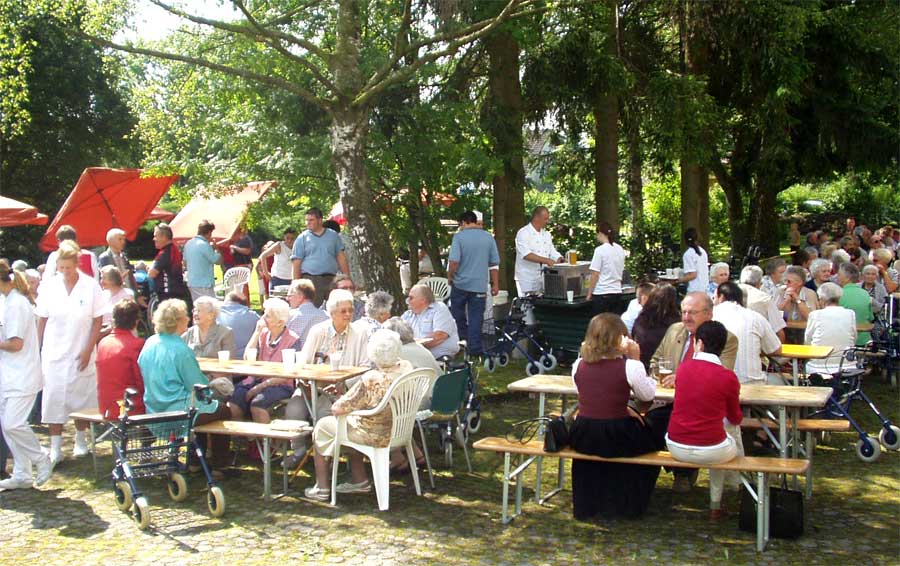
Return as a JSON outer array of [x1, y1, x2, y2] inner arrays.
[[36, 272, 106, 423]]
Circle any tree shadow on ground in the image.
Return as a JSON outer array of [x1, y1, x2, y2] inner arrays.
[[1, 488, 109, 537]]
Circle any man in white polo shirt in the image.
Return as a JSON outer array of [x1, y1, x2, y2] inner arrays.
[[514, 206, 564, 295], [713, 281, 783, 384]]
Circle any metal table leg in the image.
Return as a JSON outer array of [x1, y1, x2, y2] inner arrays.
[[534, 392, 546, 503], [778, 406, 788, 458], [261, 438, 272, 501]]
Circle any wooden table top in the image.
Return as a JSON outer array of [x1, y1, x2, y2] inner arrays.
[[197, 358, 369, 384], [785, 320, 874, 332], [508, 375, 832, 408], [779, 344, 834, 360]]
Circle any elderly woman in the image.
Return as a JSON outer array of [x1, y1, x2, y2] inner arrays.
[[570, 313, 658, 519], [96, 299, 145, 420], [805, 283, 857, 375], [138, 299, 231, 472], [761, 258, 787, 301], [871, 248, 898, 293], [355, 290, 394, 337], [707, 262, 730, 299], [776, 265, 819, 322], [0, 260, 52, 489], [304, 329, 413, 501], [36, 241, 105, 465], [861, 264, 889, 313], [230, 299, 299, 424], [100, 265, 134, 327], [182, 296, 236, 359], [804, 258, 833, 292]]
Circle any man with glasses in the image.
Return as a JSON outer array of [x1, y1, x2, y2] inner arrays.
[[291, 207, 351, 307], [645, 291, 738, 492], [401, 284, 459, 360], [320, 274, 364, 321]]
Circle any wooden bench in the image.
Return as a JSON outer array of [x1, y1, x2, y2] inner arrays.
[[474, 436, 809, 552], [741, 417, 850, 499], [193, 419, 312, 500]]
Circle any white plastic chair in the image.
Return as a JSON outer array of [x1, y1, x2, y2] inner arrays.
[[421, 276, 450, 303], [216, 266, 251, 298], [330, 367, 436, 510]]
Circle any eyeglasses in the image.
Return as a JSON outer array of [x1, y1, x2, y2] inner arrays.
[[682, 309, 710, 316]]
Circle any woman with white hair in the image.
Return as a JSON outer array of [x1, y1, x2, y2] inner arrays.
[[181, 296, 236, 359], [100, 265, 134, 327], [230, 298, 299, 424], [861, 264, 888, 312], [355, 290, 394, 337], [707, 263, 730, 298], [804, 282, 857, 375], [804, 258, 833, 292], [304, 329, 413, 500]]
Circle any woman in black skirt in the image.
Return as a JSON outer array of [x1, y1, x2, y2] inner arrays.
[[571, 313, 660, 519]]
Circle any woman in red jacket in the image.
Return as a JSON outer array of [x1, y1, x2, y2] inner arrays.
[[96, 299, 145, 420], [666, 320, 743, 521]]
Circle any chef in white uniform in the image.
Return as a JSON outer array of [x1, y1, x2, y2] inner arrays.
[[36, 241, 106, 465], [0, 260, 53, 489], [514, 206, 564, 295]]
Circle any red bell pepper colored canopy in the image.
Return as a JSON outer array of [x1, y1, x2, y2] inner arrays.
[[0, 196, 49, 227], [148, 206, 176, 221], [169, 181, 275, 246], [39, 168, 179, 252]]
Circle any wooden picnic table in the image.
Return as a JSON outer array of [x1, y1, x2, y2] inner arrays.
[[785, 320, 874, 332], [197, 358, 369, 422]]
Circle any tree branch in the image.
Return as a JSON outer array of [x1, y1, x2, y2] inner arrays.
[[260, 0, 325, 27], [230, 0, 339, 96], [82, 33, 331, 111]]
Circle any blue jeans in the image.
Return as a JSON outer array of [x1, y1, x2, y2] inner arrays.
[[450, 286, 487, 356]]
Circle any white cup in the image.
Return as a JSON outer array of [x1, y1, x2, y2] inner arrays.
[[330, 350, 344, 370], [666, 268, 674, 278], [217, 350, 230, 362], [282, 348, 296, 371], [245, 348, 258, 362], [566, 290, 574, 302]]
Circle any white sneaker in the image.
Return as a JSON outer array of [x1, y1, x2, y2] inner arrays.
[[73, 439, 91, 457], [0, 477, 33, 490], [35, 455, 53, 486]]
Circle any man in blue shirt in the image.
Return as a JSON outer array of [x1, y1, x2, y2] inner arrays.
[[291, 207, 351, 307], [183, 220, 221, 301], [447, 211, 500, 357], [217, 291, 260, 359]]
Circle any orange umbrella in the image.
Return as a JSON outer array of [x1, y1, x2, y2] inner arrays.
[[169, 181, 275, 246], [0, 196, 49, 227]]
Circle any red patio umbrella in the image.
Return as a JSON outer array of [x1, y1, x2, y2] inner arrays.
[[169, 181, 276, 246], [39, 168, 179, 252], [328, 201, 347, 225], [0, 196, 49, 227], [147, 206, 177, 221]]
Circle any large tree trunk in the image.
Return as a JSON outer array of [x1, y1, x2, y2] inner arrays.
[[331, 108, 403, 305], [712, 163, 748, 257], [622, 102, 645, 262], [680, 160, 708, 246], [593, 2, 620, 231], [749, 183, 781, 257], [485, 28, 526, 294]]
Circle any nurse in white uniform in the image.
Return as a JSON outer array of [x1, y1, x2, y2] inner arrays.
[[0, 261, 52, 489], [36, 241, 105, 465]]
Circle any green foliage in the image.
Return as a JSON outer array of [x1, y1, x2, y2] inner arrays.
[[781, 172, 900, 226]]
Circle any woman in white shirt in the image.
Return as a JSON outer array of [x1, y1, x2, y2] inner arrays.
[[258, 228, 298, 291], [805, 282, 857, 375], [587, 221, 626, 315], [679, 227, 709, 294]]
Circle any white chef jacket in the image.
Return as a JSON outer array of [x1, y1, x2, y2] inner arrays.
[[0, 289, 42, 397], [514, 222, 561, 294], [35, 271, 106, 422]]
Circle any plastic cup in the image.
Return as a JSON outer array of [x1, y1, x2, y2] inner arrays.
[[566, 290, 574, 302], [282, 348, 296, 371], [330, 351, 344, 370], [217, 350, 230, 362], [245, 348, 258, 362]]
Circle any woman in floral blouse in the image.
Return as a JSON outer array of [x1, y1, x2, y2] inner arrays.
[[304, 329, 413, 501]]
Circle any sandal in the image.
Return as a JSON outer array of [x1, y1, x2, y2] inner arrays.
[[303, 485, 330, 501]]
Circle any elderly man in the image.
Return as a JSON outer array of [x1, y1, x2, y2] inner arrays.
[[739, 265, 787, 341], [98, 228, 137, 295], [320, 274, 364, 321], [401, 284, 460, 360], [217, 292, 260, 360], [713, 281, 782, 384], [871, 248, 898, 293], [183, 220, 222, 301], [149, 223, 189, 303], [514, 206, 564, 295], [247, 279, 327, 353], [645, 291, 738, 493], [837, 263, 874, 345], [448, 210, 500, 357], [292, 207, 351, 307]]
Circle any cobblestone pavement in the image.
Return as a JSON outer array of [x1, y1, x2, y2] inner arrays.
[[1, 363, 898, 565]]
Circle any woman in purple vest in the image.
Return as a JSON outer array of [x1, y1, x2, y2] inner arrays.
[[570, 313, 659, 519]]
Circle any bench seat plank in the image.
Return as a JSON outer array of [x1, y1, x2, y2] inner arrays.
[[473, 437, 808, 475], [741, 417, 850, 432]]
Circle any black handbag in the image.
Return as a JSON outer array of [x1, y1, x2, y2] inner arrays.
[[507, 416, 570, 453], [739, 476, 804, 539]]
